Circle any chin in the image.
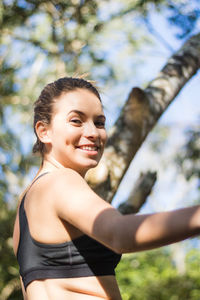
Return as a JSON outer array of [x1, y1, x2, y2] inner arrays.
[[80, 160, 99, 171], [85, 162, 98, 170]]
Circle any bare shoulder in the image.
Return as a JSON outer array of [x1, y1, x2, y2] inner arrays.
[[25, 168, 123, 252], [30, 168, 87, 199], [48, 168, 107, 208], [46, 168, 122, 249], [35, 168, 95, 216], [52, 168, 88, 186], [41, 168, 90, 199]]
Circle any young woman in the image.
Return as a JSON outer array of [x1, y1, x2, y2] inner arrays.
[[13, 77, 200, 300]]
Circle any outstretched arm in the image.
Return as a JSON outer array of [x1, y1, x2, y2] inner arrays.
[[51, 169, 200, 254], [106, 206, 200, 253]]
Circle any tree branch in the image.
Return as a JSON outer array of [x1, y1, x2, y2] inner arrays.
[[86, 32, 200, 203], [118, 171, 157, 214]]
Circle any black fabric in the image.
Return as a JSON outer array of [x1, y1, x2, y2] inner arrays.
[[17, 173, 121, 289]]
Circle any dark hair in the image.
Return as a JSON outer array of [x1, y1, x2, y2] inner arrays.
[[33, 77, 101, 156]]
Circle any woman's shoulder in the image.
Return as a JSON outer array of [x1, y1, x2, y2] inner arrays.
[[24, 168, 86, 213], [46, 168, 85, 186], [33, 168, 88, 199]]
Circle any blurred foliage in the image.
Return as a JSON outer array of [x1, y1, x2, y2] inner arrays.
[[176, 123, 200, 188], [167, 0, 200, 39], [0, 0, 200, 298], [116, 248, 200, 300], [0, 195, 21, 300], [148, 125, 171, 152]]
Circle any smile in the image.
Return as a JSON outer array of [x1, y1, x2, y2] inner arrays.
[[78, 145, 99, 151]]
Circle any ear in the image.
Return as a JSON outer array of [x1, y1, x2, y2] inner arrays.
[[35, 121, 52, 145]]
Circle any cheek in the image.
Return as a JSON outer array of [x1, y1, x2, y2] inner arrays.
[[64, 127, 81, 145]]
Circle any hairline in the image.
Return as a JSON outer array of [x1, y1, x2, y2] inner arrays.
[[51, 87, 102, 114]]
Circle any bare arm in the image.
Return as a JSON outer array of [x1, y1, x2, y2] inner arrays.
[[108, 206, 200, 253], [52, 169, 200, 254]]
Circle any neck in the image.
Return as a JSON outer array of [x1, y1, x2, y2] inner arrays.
[[46, 156, 65, 169], [39, 155, 65, 173], [40, 155, 87, 178]]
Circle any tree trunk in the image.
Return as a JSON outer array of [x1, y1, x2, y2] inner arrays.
[[86, 32, 200, 207]]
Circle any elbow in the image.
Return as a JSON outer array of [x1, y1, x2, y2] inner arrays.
[[112, 239, 129, 254], [114, 245, 124, 255], [112, 237, 141, 254]]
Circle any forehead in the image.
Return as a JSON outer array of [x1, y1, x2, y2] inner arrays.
[[53, 89, 104, 115]]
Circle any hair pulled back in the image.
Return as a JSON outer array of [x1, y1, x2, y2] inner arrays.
[[33, 77, 101, 156]]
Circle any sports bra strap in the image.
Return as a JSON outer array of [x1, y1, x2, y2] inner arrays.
[[21, 172, 49, 206], [30, 172, 49, 186]]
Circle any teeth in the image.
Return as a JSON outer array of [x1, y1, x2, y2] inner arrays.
[[80, 146, 98, 151]]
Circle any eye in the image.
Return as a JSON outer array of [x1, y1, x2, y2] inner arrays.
[[70, 118, 82, 125], [95, 121, 105, 128]]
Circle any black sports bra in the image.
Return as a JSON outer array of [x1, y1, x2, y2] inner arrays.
[[17, 173, 121, 289]]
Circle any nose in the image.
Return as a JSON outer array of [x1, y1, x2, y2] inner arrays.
[[83, 121, 99, 140]]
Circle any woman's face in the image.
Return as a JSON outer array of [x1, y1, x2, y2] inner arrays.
[[45, 88, 107, 176]]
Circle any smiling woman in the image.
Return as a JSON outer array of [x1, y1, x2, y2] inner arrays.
[[36, 88, 107, 176], [13, 77, 200, 300]]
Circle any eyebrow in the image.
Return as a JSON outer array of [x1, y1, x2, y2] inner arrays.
[[68, 109, 106, 120]]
